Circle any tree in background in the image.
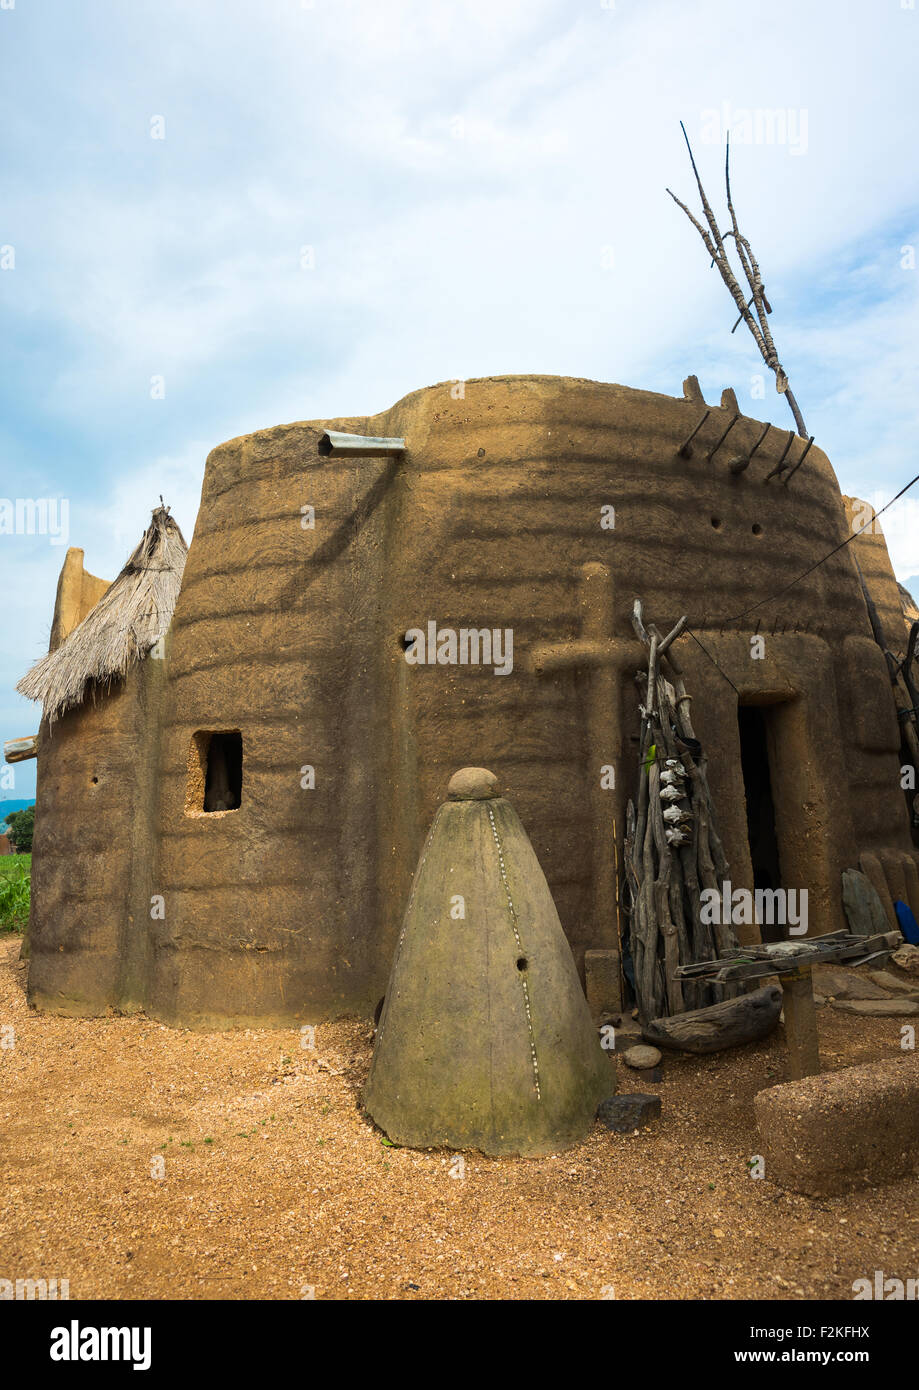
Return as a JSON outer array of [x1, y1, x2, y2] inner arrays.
[[6, 806, 34, 853]]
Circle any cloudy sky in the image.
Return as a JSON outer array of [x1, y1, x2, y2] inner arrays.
[[2, 0, 918, 797]]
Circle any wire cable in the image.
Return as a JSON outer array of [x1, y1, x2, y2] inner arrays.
[[722, 470, 919, 625], [680, 469, 919, 692]]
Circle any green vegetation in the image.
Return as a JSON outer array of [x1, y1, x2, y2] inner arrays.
[[5, 806, 34, 853], [0, 854, 31, 932]]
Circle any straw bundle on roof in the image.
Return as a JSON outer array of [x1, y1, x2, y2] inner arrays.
[[17, 504, 188, 723]]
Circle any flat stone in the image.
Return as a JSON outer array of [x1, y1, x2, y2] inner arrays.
[[841, 868, 890, 938], [830, 997, 919, 1017], [599, 1012, 643, 1041], [754, 1053, 919, 1196], [867, 970, 919, 997], [893, 944, 919, 977], [597, 1093, 661, 1133], [622, 1044, 662, 1069], [811, 966, 891, 1000]]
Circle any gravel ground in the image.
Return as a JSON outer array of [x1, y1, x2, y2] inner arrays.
[[2, 935, 917, 1301]]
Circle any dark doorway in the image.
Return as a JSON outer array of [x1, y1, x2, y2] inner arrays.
[[737, 705, 782, 938], [203, 731, 243, 812]]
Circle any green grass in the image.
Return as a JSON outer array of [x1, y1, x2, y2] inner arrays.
[[0, 854, 31, 933]]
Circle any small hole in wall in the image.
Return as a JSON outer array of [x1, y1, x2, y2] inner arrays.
[[401, 632, 414, 651], [516, 957, 528, 972], [710, 516, 723, 530], [91, 776, 99, 785], [752, 523, 763, 536]]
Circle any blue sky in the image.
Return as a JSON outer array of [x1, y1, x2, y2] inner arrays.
[[2, 0, 918, 798]]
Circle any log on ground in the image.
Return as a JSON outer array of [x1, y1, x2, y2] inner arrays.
[[642, 984, 782, 1054]]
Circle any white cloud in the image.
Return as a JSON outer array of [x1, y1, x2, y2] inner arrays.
[[2, 0, 919, 762], [88, 442, 209, 576], [853, 496, 919, 584]]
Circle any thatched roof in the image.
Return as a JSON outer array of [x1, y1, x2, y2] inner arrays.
[[17, 505, 187, 723]]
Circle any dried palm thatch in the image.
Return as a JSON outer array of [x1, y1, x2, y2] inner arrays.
[[17, 504, 187, 723]]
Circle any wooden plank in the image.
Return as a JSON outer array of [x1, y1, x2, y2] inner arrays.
[[3, 735, 38, 764], [675, 931, 902, 983]]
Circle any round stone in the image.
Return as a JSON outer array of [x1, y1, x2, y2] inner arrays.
[[622, 1044, 662, 1069], [447, 767, 500, 801]]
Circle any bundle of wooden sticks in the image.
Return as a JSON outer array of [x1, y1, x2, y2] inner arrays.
[[624, 601, 741, 1022]]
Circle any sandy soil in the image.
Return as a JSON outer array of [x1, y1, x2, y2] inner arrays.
[[1, 935, 917, 1301]]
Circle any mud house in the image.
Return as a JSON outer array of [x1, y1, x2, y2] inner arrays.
[[16, 374, 919, 1028]]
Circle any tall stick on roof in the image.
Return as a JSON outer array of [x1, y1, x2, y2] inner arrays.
[[667, 122, 808, 441]]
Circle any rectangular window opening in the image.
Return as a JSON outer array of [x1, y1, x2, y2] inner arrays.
[[190, 730, 243, 813]]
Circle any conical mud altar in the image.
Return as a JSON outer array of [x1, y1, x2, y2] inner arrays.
[[364, 767, 612, 1156]]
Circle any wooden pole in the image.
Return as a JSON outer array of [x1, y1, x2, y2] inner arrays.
[[782, 966, 821, 1080]]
